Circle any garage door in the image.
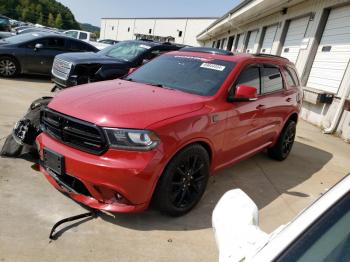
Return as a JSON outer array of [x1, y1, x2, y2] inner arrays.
[[235, 33, 245, 53], [260, 24, 278, 54], [281, 16, 310, 64], [246, 30, 258, 53], [307, 5, 350, 93]]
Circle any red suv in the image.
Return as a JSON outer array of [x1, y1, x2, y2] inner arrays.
[[37, 47, 302, 216]]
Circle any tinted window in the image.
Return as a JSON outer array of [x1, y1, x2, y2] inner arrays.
[[236, 66, 260, 94], [287, 66, 300, 85], [46, 38, 65, 49], [261, 65, 283, 93], [278, 193, 350, 262], [79, 32, 88, 40], [127, 55, 235, 96], [68, 40, 96, 52], [284, 67, 297, 86]]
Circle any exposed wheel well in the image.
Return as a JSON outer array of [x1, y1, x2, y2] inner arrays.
[[287, 113, 298, 124]]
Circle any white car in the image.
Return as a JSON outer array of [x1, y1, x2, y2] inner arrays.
[[213, 175, 350, 261], [63, 30, 110, 50]]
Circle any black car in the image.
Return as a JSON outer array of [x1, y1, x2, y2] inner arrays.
[[0, 33, 99, 77], [52, 40, 184, 88], [98, 39, 119, 45]]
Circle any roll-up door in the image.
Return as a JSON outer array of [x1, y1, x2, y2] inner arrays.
[[246, 30, 258, 53], [307, 5, 350, 93], [260, 24, 278, 54], [235, 33, 245, 53], [281, 16, 310, 64]]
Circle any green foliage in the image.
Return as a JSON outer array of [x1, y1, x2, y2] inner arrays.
[[55, 13, 62, 28], [0, 0, 80, 29]]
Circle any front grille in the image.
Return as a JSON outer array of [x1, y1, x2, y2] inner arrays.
[[52, 58, 72, 80], [41, 108, 107, 155]]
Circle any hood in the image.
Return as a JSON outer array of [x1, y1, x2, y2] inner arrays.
[[48, 79, 206, 129], [56, 52, 126, 65]]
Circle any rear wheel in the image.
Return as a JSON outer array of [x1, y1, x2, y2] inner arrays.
[[268, 120, 296, 161], [153, 144, 210, 216], [0, 56, 19, 77]]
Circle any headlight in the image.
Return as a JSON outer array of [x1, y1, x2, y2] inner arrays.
[[104, 128, 160, 151]]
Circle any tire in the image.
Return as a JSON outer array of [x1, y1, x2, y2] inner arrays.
[[153, 144, 210, 216], [268, 120, 296, 161], [0, 56, 20, 77]]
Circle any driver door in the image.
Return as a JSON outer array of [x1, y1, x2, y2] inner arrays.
[[23, 37, 66, 75], [222, 64, 266, 164]]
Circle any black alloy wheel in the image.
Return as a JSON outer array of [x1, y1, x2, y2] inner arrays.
[[268, 120, 296, 161], [154, 144, 210, 216], [0, 57, 19, 77]]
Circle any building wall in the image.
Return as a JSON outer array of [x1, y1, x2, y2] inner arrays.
[[100, 18, 216, 46], [199, 0, 350, 141]]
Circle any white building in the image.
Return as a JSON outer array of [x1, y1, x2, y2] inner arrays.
[[100, 17, 217, 46], [197, 0, 350, 142]]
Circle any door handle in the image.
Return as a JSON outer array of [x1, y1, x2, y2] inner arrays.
[[256, 104, 266, 109], [286, 97, 292, 102]]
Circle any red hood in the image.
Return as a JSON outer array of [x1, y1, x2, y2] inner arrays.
[[49, 79, 206, 129]]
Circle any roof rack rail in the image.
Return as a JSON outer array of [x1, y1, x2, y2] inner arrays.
[[180, 47, 234, 56], [253, 53, 289, 61]]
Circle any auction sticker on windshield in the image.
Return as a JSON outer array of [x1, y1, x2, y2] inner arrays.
[[200, 63, 226, 71]]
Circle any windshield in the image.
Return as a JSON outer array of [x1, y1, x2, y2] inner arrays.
[[126, 55, 235, 96], [0, 33, 41, 44], [99, 41, 152, 62]]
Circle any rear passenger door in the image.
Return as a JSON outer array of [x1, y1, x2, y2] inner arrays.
[[258, 64, 291, 143]]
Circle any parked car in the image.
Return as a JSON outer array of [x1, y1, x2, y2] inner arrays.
[[51, 40, 184, 88], [37, 47, 302, 216], [98, 39, 119, 45], [0, 15, 11, 32], [63, 30, 110, 50], [213, 174, 350, 261], [0, 32, 98, 77], [17, 27, 58, 35]]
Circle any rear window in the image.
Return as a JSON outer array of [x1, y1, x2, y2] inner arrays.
[[127, 55, 235, 96]]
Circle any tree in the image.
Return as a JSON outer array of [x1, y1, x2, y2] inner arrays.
[[55, 13, 63, 28], [37, 12, 44, 25], [47, 13, 55, 27]]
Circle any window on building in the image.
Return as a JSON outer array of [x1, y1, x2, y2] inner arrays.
[[220, 38, 227, 49], [149, 29, 152, 34], [216, 40, 221, 49], [112, 26, 114, 31], [262, 65, 283, 93], [212, 41, 216, 48], [227, 36, 235, 51], [178, 31, 183, 37], [128, 27, 130, 32]]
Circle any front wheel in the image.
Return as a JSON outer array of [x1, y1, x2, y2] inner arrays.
[[153, 144, 210, 216], [0, 56, 19, 77], [268, 120, 296, 161]]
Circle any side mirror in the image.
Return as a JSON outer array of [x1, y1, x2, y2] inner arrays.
[[34, 43, 43, 51], [212, 189, 268, 261], [228, 85, 258, 102], [128, 67, 138, 74]]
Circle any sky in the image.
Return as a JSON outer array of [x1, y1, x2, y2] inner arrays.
[[57, 0, 240, 27]]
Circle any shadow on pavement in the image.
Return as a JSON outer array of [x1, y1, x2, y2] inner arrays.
[[6, 74, 51, 83], [99, 141, 332, 231]]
